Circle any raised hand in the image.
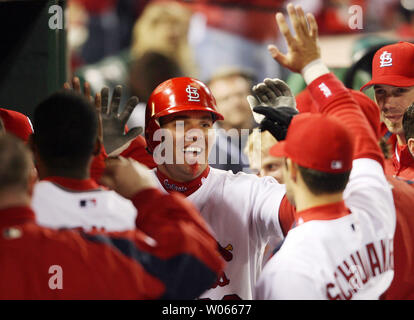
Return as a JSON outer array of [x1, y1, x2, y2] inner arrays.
[[248, 78, 297, 124], [64, 77, 103, 143], [268, 3, 320, 73], [99, 85, 142, 155]]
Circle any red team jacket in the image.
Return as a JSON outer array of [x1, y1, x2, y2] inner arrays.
[[0, 188, 224, 299]]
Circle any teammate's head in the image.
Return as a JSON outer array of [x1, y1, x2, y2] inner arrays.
[[403, 103, 414, 157], [145, 77, 223, 182], [0, 134, 34, 198], [244, 129, 284, 183], [31, 90, 100, 178], [360, 42, 414, 135], [270, 113, 353, 206]]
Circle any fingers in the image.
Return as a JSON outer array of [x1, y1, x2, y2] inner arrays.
[[295, 5, 310, 35], [267, 44, 290, 68], [95, 93, 103, 142], [101, 87, 109, 114], [254, 82, 279, 104], [124, 126, 143, 141], [109, 85, 122, 115], [276, 12, 294, 46], [72, 77, 81, 94], [83, 81, 93, 103], [120, 96, 139, 124], [247, 95, 260, 109], [287, 3, 305, 38], [63, 82, 71, 90], [265, 79, 292, 97], [307, 12, 318, 39]]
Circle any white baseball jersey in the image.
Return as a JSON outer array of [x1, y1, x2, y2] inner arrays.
[[33, 180, 137, 232], [255, 158, 396, 299], [153, 167, 286, 300]]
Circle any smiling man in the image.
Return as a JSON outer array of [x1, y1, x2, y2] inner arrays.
[[360, 42, 414, 178], [144, 76, 288, 300]]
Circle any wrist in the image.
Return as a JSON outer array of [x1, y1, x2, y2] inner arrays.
[[301, 59, 330, 85]]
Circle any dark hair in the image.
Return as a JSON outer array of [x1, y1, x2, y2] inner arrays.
[[0, 134, 32, 192], [298, 165, 351, 195], [129, 51, 183, 102], [403, 103, 414, 141], [33, 90, 98, 170]]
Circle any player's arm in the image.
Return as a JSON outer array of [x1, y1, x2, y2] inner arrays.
[[100, 157, 225, 299], [265, 4, 394, 228], [268, 4, 382, 165]]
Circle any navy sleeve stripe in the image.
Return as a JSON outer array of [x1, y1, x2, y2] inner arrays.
[[82, 233, 216, 299]]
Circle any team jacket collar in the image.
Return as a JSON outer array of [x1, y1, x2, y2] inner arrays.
[[0, 206, 35, 228], [294, 200, 351, 225], [393, 144, 414, 171], [155, 166, 210, 197], [42, 176, 100, 191]]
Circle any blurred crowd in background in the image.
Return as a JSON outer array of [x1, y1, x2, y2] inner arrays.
[[66, 0, 414, 173]]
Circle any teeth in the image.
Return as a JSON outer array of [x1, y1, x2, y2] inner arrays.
[[182, 147, 202, 153]]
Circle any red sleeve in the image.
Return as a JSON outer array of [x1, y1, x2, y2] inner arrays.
[[278, 195, 296, 237], [90, 144, 108, 184], [131, 188, 224, 274], [120, 136, 157, 169], [306, 73, 384, 167], [382, 177, 414, 299]]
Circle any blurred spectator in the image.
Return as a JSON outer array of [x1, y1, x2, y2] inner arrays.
[[207, 67, 256, 173], [69, 0, 141, 67], [396, 0, 414, 39], [184, 0, 322, 82], [127, 51, 184, 131], [131, 1, 197, 77], [74, 1, 195, 110]]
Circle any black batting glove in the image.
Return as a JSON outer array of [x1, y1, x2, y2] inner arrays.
[[253, 106, 298, 141]]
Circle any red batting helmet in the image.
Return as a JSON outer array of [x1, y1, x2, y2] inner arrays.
[[145, 77, 224, 153]]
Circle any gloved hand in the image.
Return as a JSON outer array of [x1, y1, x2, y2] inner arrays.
[[253, 106, 298, 141], [99, 86, 143, 155], [247, 78, 297, 124]]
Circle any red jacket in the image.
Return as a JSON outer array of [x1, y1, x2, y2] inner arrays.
[[0, 188, 224, 299], [382, 177, 414, 300]]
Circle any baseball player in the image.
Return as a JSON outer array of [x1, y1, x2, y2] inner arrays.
[[143, 76, 288, 299], [360, 41, 414, 179], [0, 133, 224, 299], [254, 4, 395, 299], [254, 73, 414, 299], [31, 91, 137, 232]]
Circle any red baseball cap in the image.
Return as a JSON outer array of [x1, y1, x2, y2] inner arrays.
[[0, 108, 33, 142], [269, 113, 354, 173], [360, 41, 414, 91]]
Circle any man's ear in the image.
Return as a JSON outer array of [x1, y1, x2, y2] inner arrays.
[[287, 158, 297, 183], [408, 138, 414, 157], [93, 137, 102, 156]]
